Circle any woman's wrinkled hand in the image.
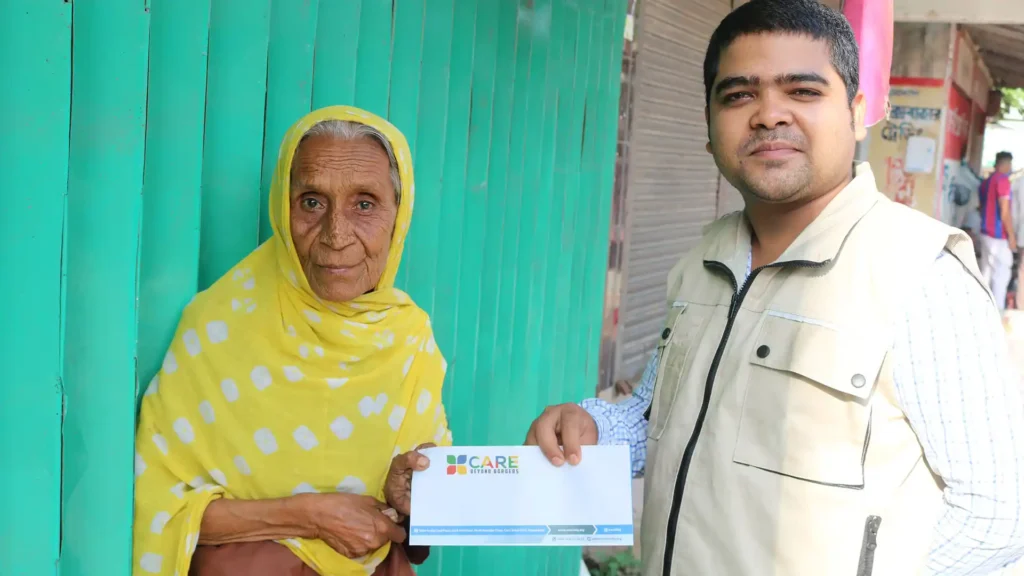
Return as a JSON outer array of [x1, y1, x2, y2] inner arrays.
[[303, 493, 406, 559], [384, 443, 435, 517]]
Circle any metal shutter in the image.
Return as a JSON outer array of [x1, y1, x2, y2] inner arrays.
[[616, 0, 732, 380]]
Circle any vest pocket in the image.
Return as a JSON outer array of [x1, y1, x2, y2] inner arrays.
[[732, 313, 887, 487], [647, 302, 706, 440]]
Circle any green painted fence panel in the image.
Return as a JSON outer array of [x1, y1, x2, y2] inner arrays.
[[433, 0, 476, 396], [389, 0, 427, 290], [543, 4, 580, 411], [354, 0, 393, 117], [199, 0, 271, 289], [387, 0, 426, 159], [138, 0, 213, 395], [508, 3, 554, 573], [475, 0, 520, 445], [428, 2, 478, 572], [0, 1, 70, 572], [0, 1, 626, 573], [574, 6, 607, 393], [586, 6, 624, 386], [259, 0, 320, 243], [60, 1, 151, 574], [402, 0, 455, 312], [449, 7, 501, 553], [311, 0, 361, 109], [569, 4, 606, 396], [491, 0, 535, 451]]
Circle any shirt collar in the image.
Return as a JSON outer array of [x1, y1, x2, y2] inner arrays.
[[704, 163, 882, 276]]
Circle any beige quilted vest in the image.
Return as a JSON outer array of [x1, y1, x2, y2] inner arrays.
[[639, 163, 1000, 576]]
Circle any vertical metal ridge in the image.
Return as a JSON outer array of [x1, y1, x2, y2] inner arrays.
[[431, 0, 478, 390], [559, 2, 595, 393], [585, 4, 625, 387], [430, 12, 477, 570], [447, 2, 499, 572], [581, 4, 614, 387], [474, 0, 520, 455], [198, 0, 273, 289], [58, 1, 74, 566], [400, 0, 455, 313], [310, 0, 361, 111], [387, 0, 427, 289], [137, 0, 213, 397], [566, 3, 599, 397], [259, 0, 321, 243], [538, 0, 575, 411], [0, 1, 72, 571], [61, 0, 150, 571], [354, 0, 393, 116]]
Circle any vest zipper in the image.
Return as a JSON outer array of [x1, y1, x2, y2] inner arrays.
[[856, 515, 882, 576], [660, 258, 828, 576]]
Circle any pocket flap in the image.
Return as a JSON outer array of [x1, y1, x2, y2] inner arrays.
[[659, 301, 688, 345], [750, 312, 887, 401], [648, 301, 708, 440]]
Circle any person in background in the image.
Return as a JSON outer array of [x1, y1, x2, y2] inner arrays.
[[526, 1, 1024, 574], [1008, 172, 1024, 308], [979, 151, 1016, 311]]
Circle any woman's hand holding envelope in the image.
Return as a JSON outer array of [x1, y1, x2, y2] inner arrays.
[[385, 443, 435, 517], [524, 404, 599, 467]]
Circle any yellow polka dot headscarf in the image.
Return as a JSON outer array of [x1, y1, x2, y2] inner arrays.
[[133, 106, 452, 576]]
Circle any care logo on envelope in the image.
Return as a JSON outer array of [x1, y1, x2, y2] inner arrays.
[[410, 445, 633, 547]]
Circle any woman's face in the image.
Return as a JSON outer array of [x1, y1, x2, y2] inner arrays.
[[290, 135, 398, 302]]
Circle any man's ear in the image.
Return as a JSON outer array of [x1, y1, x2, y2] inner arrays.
[[705, 105, 712, 154], [852, 92, 867, 141]]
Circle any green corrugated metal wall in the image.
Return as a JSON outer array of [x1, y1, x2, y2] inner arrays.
[[0, 0, 625, 574]]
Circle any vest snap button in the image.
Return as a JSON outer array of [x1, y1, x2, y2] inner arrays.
[[756, 345, 770, 359], [662, 328, 672, 340], [851, 374, 866, 388]]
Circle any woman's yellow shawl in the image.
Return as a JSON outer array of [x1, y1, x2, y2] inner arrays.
[[133, 106, 451, 576]]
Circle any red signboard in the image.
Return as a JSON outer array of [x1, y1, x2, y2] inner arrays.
[[946, 85, 972, 161]]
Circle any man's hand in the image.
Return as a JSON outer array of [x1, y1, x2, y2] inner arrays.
[[384, 443, 434, 517], [1010, 234, 1018, 253], [304, 493, 406, 559], [524, 403, 599, 466]]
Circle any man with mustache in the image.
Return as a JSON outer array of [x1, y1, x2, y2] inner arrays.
[[526, 1, 1024, 574]]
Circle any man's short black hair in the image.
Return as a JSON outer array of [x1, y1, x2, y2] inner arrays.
[[703, 0, 860, 106], [996, 151, 1014, 164]]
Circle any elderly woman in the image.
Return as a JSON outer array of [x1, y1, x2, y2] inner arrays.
[[133, 106, 450, 576]]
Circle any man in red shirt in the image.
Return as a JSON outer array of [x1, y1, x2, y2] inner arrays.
[[978, 151, 1016, 311]]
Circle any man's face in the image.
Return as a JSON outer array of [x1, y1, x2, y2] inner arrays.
[[998, 159, 1014, 174], [706, 33, 866, 204]]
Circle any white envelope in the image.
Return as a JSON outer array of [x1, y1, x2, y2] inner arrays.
[[409, 445, 634, 547]]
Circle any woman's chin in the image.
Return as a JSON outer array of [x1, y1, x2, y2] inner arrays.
[[308, 278, 366, 304], [312, 287, 360, 304]]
